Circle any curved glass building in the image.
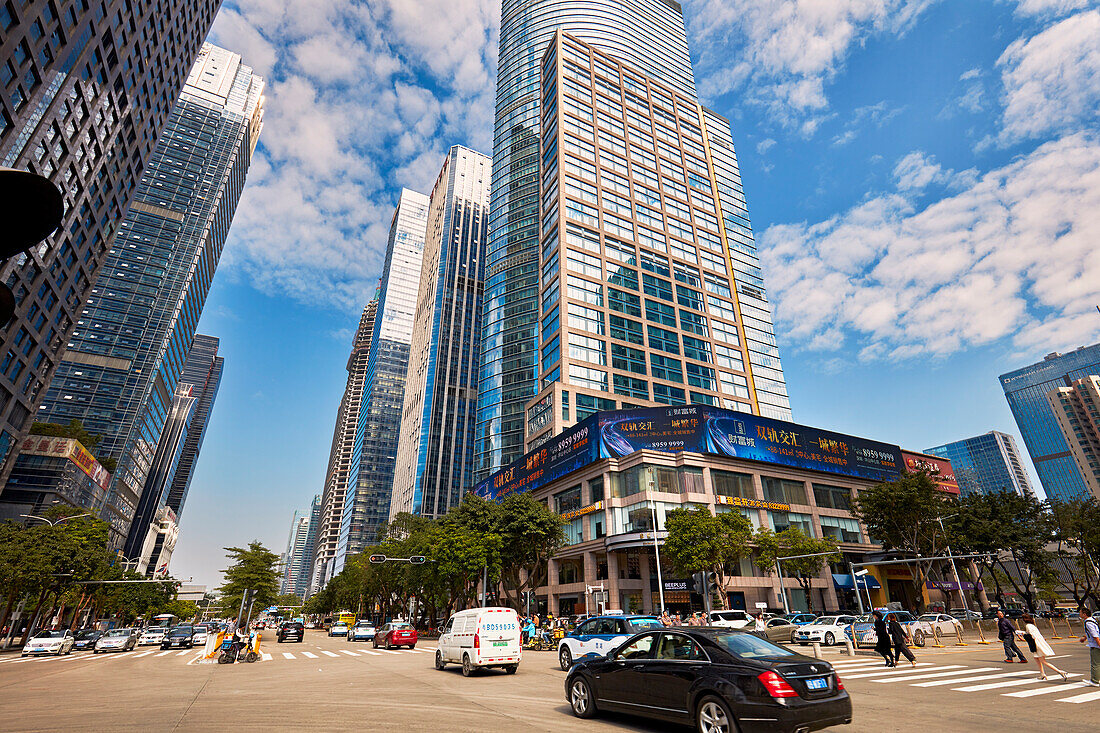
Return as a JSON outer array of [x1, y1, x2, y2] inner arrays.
[[476, 0, 701, 476]]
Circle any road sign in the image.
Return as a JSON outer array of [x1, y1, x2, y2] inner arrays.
[[368, 555, 387, 564], [755, 602, 768, 609]]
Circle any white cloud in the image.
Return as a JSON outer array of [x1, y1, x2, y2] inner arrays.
[[209, 0, 497, 311], [1008, 0, 1094, 17], [756, 138, 777, 154], [760, 133, 1100, 361], [997, 10, 1100, 142], [686, 0, 936, 130]]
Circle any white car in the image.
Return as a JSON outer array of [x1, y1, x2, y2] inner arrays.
[[191, 625, 209, 645], [707, 610, 754, 629], [793, 615, 858, 646], [138, 626, 168, 645], [556, 615, 666, 670], [328, 622, 349, 637], [22, 629, 75, 656], [915, 613, 964, 639]]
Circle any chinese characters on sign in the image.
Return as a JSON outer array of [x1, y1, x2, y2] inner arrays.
[[715, 495, 790, 512]]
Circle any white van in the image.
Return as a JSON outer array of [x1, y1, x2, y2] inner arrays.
[[435, 606, 522, 676]]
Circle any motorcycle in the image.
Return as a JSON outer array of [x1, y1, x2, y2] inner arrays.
[[217, 633, 259, 664]]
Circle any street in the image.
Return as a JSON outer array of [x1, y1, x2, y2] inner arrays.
[[0, 630, 1097, 732]]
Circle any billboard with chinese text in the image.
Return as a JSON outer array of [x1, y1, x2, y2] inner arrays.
[[473, 415, 597, 500], [901, 450, 960, 495]]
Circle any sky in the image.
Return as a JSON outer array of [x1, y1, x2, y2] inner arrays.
[[170, 0, 1100, 590]]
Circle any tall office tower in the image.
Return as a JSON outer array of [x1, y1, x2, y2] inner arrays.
[[1001, 343, 1100, 502], [925, 431, 1035, 498], [311, 300, 376, 592], [391, 147, 490, 520], [0, 0, 221, 485], [522, 30, 790, 449], [164, 334, 223, 518], [280, 509, 311, 597], [475, 0, 789, 477], [36, 45, 263, 550], [335, 190, 429, 572], [1047, 375, 1100, 500]]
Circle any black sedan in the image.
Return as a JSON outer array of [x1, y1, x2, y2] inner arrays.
[[161, 625, 195, 649], [277, 621, 304, 643], [564, 628, 851, 733], [72, 628, 103, 651]]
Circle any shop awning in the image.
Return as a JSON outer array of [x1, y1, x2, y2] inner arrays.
[[832, 573, 881, 590]]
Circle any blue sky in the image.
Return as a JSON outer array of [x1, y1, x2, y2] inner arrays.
[[170, 0, 1100, 589]]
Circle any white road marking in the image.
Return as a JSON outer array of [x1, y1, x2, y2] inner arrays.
[[1057, 690, 1100, 703], [134, 651, 155, 658], [340, 650, 358, 656], [302, 652, 318, 659], [401, 649, 420, 653], [912, 671, 1036, 688], [831, 662, 893, 672], [282, 653, 295, 659], [155, 651, 173, 657], [379, 650, 403, 655], [840, 663, 943, 679], [954, 674, 1079, 692], [321, 651, 339, 657], [1005, 683, 1087, 698], [875, 667, 999, 683], [176, 650, 190, 656], [360, 650, 381, 656], [261, 653, 273, 662]]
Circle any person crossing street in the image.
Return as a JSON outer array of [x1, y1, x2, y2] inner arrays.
[[1079, 607, 1100, 687], [888, 614, 916, 668], [997, 610, 1027, 664]]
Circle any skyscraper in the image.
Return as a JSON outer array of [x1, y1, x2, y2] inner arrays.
[[281, 508, 312, 597], [312, 300, 376, 592], [475, 0, 788, 477], [164, 334, 223, 518], [1046, 375, 1100, 500], [36, 45, 263, 549], [925, 431, 1034, 497], [1000, 343, 1100, 502], [0, 0, 222, 485], [391, 146, 490, 520], [336, 190, 429, 572]]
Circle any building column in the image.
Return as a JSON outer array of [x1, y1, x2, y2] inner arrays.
[[582, 551, 599, 614], [640, 551, 654, 614], [607, 551, 622, 612]]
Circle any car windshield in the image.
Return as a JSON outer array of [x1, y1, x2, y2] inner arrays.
[[918, 614, 938, 622], [33, 630, 65, 638], [145, 627, 166, 634], [815, 617, 838, 625], [333, 623, 346, 628], [391, 623, 412, 630], [106, 629, 132, 637], [627, 618, 664, 631], [169, 626, 193, 636], [76, 629, 99, 640], [713, 631, 798, 659], [354, 623, 372, 628], [855, 614, 874, 623]]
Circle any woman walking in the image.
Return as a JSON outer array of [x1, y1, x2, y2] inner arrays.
[[888, 615, 917, 668], [872, 611, 894, 667], [1018, 613, 1069, 681]]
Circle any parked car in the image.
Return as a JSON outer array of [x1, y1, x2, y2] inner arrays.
[[557, 614, 665, 670], [95, 628, 138, 653], [915, 613, 964, 639], [565, 628, 851, 731], [327, 622, 349, 637], [435, 607, 522, 676], [846, 611, 927, 647], [139, 626, 168, 646], [22, 629, 75, 656], [784, 613, 819, 626], [755, 616, 799, 644], [161, 625, 195, 649], [373, 621, 418, 649], [707, 610, 754, 629], [948, 608, 982, 621], [277, 621, 305, 643], [72, 628, 103, 651], [348, 621, 375, 642], [793, 615, 858, 646]]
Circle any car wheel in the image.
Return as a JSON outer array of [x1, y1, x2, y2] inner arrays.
[[505, 664, 518, 675], [825, 632, 835, 646], [372, 639, 378, 649], [93, 650, 99, 654], [559, 645, 573, 671], [435, 650, 446, 670], [569, 677, 596, 719], [913, 630, 925, 647], [461, 654, 473, 677], [696, 695, 736, 733], [791, 630, 798, 643], [408, 645, 415, 650]]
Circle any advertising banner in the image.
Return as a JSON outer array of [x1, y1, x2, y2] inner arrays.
[[901, 451, 960, 495], [473, 415, 597, 500], [598, 405, 903, 483], [20, 436, 111, 489]]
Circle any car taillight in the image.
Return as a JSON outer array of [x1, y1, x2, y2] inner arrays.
[[835, 672, 844, 691], [758, 670, 799, 698], [474, 633, 480, 649]]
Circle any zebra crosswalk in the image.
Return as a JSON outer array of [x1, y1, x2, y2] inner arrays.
[[829, 656, 1100, 704], [258, 647, 428, 662]]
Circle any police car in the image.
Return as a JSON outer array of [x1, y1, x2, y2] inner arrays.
[[557, 614, 664, 670]]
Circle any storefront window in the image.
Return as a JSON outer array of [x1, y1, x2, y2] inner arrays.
[[596, 555, 608, 580], [762, 476, 807, 504], [713, 470, 755, 499], [611, 464, 682, 497], [558, 560, 583, 585], [556, 485, 584, 545], [813, 483, 852, 511], [769, 510, 814, 536], [679, 467, 704, 493], [820, 515, 862, 543]]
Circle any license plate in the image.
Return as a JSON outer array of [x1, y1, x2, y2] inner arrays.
[[806, 677, 828, 691], [492, 640, 508, 647]]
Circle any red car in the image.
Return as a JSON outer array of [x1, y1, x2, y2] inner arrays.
[[373, 622, 418, 649]]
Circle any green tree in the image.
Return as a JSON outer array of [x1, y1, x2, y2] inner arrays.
[[1048, 498, 1100, 609], [274, 593, 302, 608], [850, 470, 952, 612], [29, 420, 102, 449], [753, 528, 841, 613], [217, 541, 280, 618], [496, 493, 565, 611], [663, 507, 753, 610]]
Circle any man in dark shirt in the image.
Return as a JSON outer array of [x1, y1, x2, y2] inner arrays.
[[997, 610, 1027, 663]]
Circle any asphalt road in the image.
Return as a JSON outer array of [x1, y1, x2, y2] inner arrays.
[[0, 629, 1096, 732]]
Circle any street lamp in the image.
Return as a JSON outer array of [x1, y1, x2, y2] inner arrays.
[[935, 513, 971, 617], [20, 513, 91, 526]]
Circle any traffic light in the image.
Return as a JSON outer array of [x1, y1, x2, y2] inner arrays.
[[409, 556, 426, 565], [692, 571, 706, 596], [368, 554, 387, 564], [707, 572, 720, 596]]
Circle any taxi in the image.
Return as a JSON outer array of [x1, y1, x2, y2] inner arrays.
[[557, 614, 664, 670]]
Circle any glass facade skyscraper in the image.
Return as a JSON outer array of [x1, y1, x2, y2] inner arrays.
[[1000, 343, 1100, 502], [163, 333, 223, 517], [0, 0, 221, 487], [391, 146, 490, 520], [475, 0, 788, 477], [335, 190, 429, 572], [925, 431, 1034, 498], [36, 45, 263, 548], [1046, 375, 1100, 500]]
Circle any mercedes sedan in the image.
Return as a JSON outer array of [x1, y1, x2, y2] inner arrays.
[[565, 628, 851, 733], [22, 629, 75, 656]]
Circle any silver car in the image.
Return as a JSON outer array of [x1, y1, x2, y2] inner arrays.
[[95, 628, 138, 653]]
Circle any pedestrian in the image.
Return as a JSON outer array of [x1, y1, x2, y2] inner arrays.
[[996, 610, 1028, 663], [1018, 613, 1068, 681], [660, 611, 672, 627], [754, 613, 766, 632], [1078, 607, 1100, 687], [532, 612, 539, 629], [872, 611, 894, 667], [888, 614, 916, 668]]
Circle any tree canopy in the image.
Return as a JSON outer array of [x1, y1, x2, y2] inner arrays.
[[663, 507, 753, 610], [217, 541, 280, 617], [753, 527, 841, 613]]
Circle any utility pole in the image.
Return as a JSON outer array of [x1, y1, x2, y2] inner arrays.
[[936, 514, 971, 617], [649, 501, 665, 615]]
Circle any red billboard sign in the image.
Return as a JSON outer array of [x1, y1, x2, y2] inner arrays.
[[901, 450, 959, 494]]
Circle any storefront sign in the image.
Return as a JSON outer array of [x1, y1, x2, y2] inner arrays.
[[925, 580, 982, 591], [561, 501, 603, 521], [663, 579, 690, 593], [20, 436, 111, 489], [715, 495, 790, 512], [901, 451, 959, 494]]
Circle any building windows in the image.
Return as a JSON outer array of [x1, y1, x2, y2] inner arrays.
[[613, 374, 648, 399], [686, 363, 716, 390], [608, 287, 640, 316], [652, 383, 685, 405], [642, 273, 673, 301], [567, 303, 604, 335], [576, 393, 615, 422], [680, 309, 708, 337], [683, 335, 711, 363], [611, 343, 647, 374], [650, 354, 683, 383], [813, 484, 853, 511], [647, 325, 679, 355], [762, 476, 808, 505], [568, 332, 606, 366], [819, 515, 861, 543], [568, 364, 607, 391], [769, 510, 813, 536], [713, 470, 755, 500], [610, 314, 644, 345], [645, 299, 676, 328]]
